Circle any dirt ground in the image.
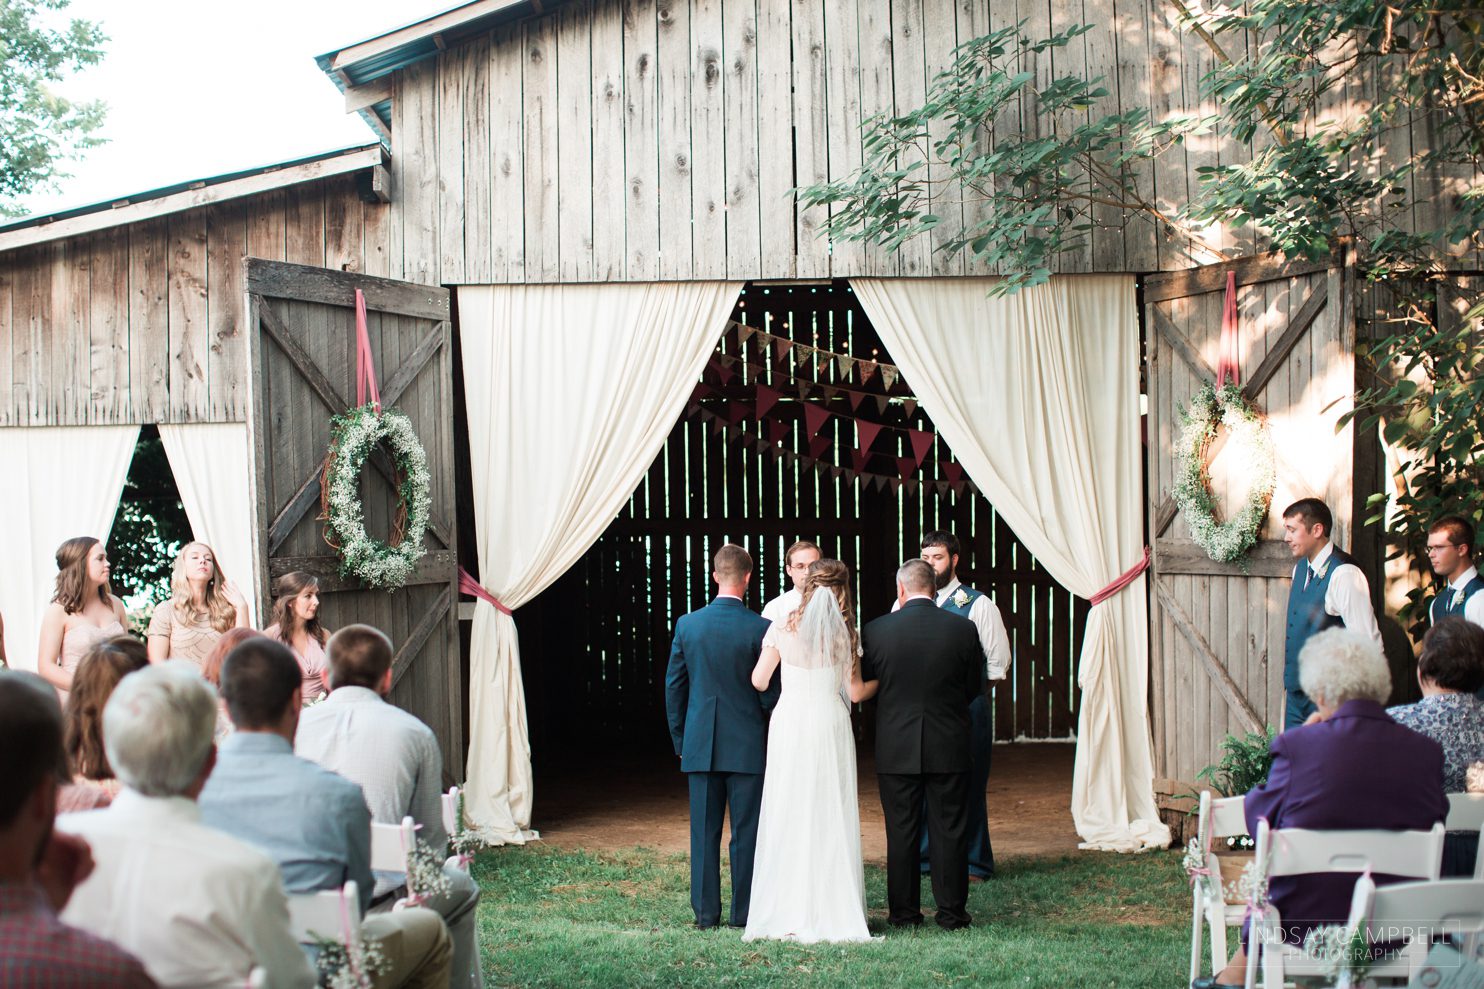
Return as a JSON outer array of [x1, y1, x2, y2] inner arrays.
[[531, 742, 1084, 863]]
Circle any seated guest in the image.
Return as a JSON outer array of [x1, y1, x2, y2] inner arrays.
[[200, 627, 267, 740], [263, 571, 332, 704], [298, 625, 482, 989], [0, 671, 156, 987], [56, 665, 315, 988], [1388, 617, 1484, 791], [1194, 628, 1448, 989], [200, 638, 452, 989], [58, 636, 150, 812]]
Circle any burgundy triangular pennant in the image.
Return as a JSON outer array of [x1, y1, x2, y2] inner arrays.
[[943, 461, 964, 485], [874, 394, 890, 415], [767, 419, 789, 446], [740, 430, 757, 446], [903, 398, 918, 417], [847, 390, 865, 412], [851, 448, 869, 473], [897, 456, 916, 480], [908, 429, 935, 466], [859, 360, 878, 384], [808, 435, 831, 459], [691, 382, 712, 404], [856, 420, 883, 451], [951, 481, 965, 496], [830, 466, 844, 480], [803, 403, 831, 437], [712, 360, 735, 387], [726, 402, 752, 425], [685, 402, 700, 418], [755, 383, 782, 421], [709, 417, 724, 436]]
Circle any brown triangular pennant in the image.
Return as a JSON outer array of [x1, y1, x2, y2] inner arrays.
[[847, 390, 865, 412], [710, 417, 724, 436], [794, 345, 813, 368], [735, 322, 756, 344], [903, 399, 918, 417], [904, 478, 918, 496], [795, 381, 812, 401], [774, 337, 793, 363], [859, 360, 878, 385], [874, 394, 890, 415], [888, 477, 901, 494], [821, 385, 838, 403], [831, 466, 844, 480], [836, 354, 856, 381]]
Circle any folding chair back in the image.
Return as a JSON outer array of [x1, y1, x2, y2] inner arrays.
[[286, 881, 362, 944], [1447, 792, 1484, 832], [442, 786, 461, 837], [370, 815, 418, 874], [1347, 875, 1484, 981]]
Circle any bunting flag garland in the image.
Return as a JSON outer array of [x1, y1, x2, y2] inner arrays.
[[836, 354, 856, 380], [856, 420, 884, 452], [755, 383, 782, 420], [803, 403, 831, 437], [908, 428, 935, 465], [736, 323, 756, 344], [794, 346, 813, 368], [773, 337, 793, 363]]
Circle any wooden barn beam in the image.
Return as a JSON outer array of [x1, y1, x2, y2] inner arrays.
[[1153, 577, 1265, 734], [345, 77, 396, 114]]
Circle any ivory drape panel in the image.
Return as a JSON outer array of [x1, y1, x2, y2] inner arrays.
[[851, 276, 1170, 852], [456, 282, 742, 841], [159, 423, 261, 626], [0, 426, 139, 671]]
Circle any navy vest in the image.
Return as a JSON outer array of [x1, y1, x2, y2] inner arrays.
[[1430, 572, 1484, 627], [1284, 546, 1357, 690], [939, 583, 983, 618]]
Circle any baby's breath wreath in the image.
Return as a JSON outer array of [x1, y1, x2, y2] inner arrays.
[[321, 404, 432, 590], [1173, 383, 1276, 565]]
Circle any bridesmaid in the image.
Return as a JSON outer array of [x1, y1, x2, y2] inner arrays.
[[146, 541, 249, 669], [263, 571, 331, 704], [36, 537, 129, 702]]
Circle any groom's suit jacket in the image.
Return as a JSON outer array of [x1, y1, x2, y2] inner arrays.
[[861, 598, 983, 774], [665, 596, 778, 774]]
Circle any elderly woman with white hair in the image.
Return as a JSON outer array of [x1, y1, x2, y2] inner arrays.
[[1192, 628, 1449, 989], [54, 665, 315, 989]]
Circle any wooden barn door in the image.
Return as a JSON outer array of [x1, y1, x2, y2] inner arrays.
[[244, 259, 463, 778], [1144, 247, 1361, 783]]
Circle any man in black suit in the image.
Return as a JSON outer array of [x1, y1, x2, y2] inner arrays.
[[861, 559, 983, 930]]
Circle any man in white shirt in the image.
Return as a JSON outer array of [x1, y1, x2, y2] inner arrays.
[[903, 531, 1011, 881], [57, 666, 316, 989], [296, 625, 482, 989], [1281, 498, 1383, 728], [1425, 516, 1484, 630], [760, 540, 821, 626]]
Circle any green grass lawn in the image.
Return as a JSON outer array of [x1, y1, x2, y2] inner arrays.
[[472, 845, 1191, 988]]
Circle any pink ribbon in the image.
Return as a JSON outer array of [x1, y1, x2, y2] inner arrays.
[[458, 567, 513, 617], [339, 884, 363, 982], [354, 288, 382, 415], [1217, 271, 1242, 388], [1089, 546, 1151, 606]]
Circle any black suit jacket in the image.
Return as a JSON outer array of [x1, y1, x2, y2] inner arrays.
[[861, 598, 983, 774]]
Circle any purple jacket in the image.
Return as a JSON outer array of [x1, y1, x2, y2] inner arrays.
[[1244, 699, 1448, 943]]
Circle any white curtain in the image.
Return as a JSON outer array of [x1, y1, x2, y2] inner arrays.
[[852, 276, 1170, 852], [158, 423, 261, 625], [457, 281, 742, 841], [0, 426, 139, 672]]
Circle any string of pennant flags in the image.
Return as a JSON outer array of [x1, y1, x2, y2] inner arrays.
[[727, 320, 906, 391]]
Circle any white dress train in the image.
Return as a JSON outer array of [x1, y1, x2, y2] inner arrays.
[[743, 622, 872, 943]]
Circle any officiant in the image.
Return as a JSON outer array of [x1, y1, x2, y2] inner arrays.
[[914, 531, 1011, 881]]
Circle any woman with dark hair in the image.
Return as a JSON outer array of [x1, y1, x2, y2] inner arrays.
[[146, 541, 249, 668], [57, 634, 149, 812], [1390, 616, 1484, 792], [36, 537, 129, 702], [262, 571, 331, 704]]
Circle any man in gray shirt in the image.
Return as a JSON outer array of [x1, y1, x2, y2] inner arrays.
[[199, 638, 451, 989], [296, 625, 483, 989]]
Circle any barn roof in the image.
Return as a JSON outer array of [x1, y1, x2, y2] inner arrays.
[[315, 0, 567, 138], [0, 144, 388, 254]]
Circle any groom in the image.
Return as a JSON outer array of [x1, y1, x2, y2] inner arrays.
[[862, 559, 983, 930], [664, 543, 779, 929]]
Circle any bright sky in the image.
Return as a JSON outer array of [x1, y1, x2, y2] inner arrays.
[[17, 0, 452, 219]]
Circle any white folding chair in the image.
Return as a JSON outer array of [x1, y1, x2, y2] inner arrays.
[[1345, 875, 1484, 984], [286, 880, 362, 944], [1244, 819, 1447, 989], [370, 815, 418, 875], [442, 785, 461, 837], [1189, 791, 1249, 983], [1448, 793, 1484, 881]]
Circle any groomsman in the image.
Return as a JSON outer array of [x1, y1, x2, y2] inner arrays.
[[912, 530, 1011, 882], [1425, 516, 1484, 629], [761, 540, 821, 625], [1280, 498, 1381, 728], [664, 544, 778, 930]]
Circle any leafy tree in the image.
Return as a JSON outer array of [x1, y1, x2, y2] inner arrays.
[[0, 0, 107, 216], [106, 430, 191, 618], [800, 1, 1484, 624]]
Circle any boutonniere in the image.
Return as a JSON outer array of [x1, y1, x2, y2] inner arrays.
[[1452, 587, 1466, 608], [1312, 559, 1330, 581], [952, 589, 970, 608]]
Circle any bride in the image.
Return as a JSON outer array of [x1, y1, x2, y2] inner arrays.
[[743, 559, 878, 943]]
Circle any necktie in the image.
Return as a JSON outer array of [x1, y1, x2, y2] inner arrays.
[[1305, 566, 1317, 590]]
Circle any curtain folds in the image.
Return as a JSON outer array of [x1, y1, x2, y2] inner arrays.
[[456, 281, 742, 842], [851, 276, 1169, 852], [0, 426, 139, 671], [158, 423, 261, 626]]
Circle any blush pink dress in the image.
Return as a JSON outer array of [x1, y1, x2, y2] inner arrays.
[[263, 624, 329, 703], [55, 618, 126, 705]]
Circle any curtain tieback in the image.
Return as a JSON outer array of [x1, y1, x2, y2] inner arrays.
[[458, 566, 514, 616], [1089, 546, 1151, 606]]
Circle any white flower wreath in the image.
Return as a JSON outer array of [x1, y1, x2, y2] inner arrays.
[[323, 404, 432, 590], [1172, 383, 1276, 565]]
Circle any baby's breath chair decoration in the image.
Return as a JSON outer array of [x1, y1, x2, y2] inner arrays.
[[320, 404, 432, 591], [310, 930, 389, 989], [1172, 383, 1276, 565], [400, 837, 454, 907]]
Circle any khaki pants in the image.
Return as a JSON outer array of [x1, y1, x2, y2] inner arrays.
[[372, 863, 482, 989], [361, 906, 453, 989]]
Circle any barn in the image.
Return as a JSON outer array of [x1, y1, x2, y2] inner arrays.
[[0, 0, 1400, 850]]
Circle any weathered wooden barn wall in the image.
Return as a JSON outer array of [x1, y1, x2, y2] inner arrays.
[[376, 0, 1383, 285], [0, 173, 391, 426]]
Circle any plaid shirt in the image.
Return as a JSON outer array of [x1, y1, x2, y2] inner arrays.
[[0, 883, 156, 988]]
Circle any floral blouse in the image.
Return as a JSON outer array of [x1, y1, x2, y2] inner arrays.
[[1388, 692, 1484, 793]]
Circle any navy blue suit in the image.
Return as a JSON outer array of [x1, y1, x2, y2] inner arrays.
[[664, 596, 777, 927]]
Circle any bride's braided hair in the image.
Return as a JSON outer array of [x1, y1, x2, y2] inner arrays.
[[787, 559, 860, 656]]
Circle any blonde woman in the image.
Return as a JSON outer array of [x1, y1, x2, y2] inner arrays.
[[36, 536, 129, 702], [262, 571, 331, 703], [147, 541, 249, 668]]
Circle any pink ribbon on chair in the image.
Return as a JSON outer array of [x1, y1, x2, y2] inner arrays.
[[354, 288, 382, 415], [458, 566, 513, 617], [340, 884, 363, 983], [1216, 271, 1242, 388], [1089, 546, 1151, 606]]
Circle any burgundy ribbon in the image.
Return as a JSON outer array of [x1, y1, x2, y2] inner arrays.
[[1089, 546, 1151, 606], [354, 288, 382, 414], [459, 566, 513, 616], [1216, 271, 1241, 388]]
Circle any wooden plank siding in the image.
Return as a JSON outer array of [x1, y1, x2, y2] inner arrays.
[[0, 174, 389, 426]]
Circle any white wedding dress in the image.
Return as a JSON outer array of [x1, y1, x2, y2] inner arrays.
[[743, 594, 872, 943]]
